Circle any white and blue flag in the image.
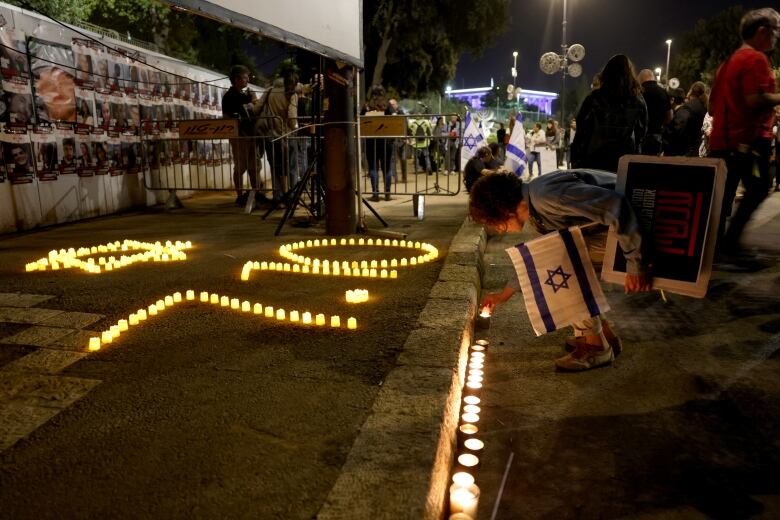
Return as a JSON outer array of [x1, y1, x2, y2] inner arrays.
[[460, 111, 486, 171], [505, 114, 528, 178], [505, 227, 610, 336]]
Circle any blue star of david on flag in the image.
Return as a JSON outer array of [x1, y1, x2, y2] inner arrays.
[[544, 265, 572, 292], [460, 112, 486, 171]]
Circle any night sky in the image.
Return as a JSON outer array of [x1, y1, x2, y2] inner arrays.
[[454, 0, 775, 92]]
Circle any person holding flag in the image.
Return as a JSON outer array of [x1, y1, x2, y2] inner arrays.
[[471, 170, 653, 371], [504, 114, 528, 178], [460, 112, 486, 172]]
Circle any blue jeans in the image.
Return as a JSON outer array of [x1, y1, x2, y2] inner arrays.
[[367, 138, 392, 197], [528, 151, 542, 177]]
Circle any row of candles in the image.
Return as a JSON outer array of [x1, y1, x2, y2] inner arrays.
[[240, 260, 399, 281], [87, 289, 358, 352], [277, 238, 439, 269], [448, 339, 490, 519], [25, 239, 193, 273]]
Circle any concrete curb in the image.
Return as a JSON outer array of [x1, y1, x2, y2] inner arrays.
[[318, 219, 486, 519]]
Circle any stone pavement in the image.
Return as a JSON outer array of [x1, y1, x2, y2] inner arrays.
[[474, 193, 780, 519], [0, 189, 476, 519]]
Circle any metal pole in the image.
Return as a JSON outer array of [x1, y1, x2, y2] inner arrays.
[[560, 0, 567, 131], [665, 40, 672, 88]]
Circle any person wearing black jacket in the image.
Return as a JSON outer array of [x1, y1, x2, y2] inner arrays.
[[664, 82, 708, 157], [222, 65, 259, 205]]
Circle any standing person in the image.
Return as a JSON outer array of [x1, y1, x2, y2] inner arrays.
[[664, 82, 708, 157], [571, 54, 648, 172], [361, 85, 393, 201], [563, 118, 577, 168], [447, 114, 461, 174], [637, 68, 672, 156], [496, 122, 507, 161], [388, 98, 408, 183], [527, 122, 546, 177], [472, 171, 652, 371], [709, 8, 780, 254], [431, 116, 447, 174], [773, 106, 780, 191], [221, 65, 259, 205], [252, 61, 301, 203], [545, 120, 560, 166], [407, 116, 433, 175]]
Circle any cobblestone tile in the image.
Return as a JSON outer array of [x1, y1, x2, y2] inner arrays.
[[0, 307, 64, 325], [0, 326, 77, 347], [0, 293, 55, 308], [38, 312, 104, 330], [0, 402, 61, 452], [1, 350, 87, 375], [49, 330, 100, 351], [0, 372, 100, 409]]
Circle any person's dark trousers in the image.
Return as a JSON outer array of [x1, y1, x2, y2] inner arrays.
[[641, 134, 663, 156], [713, 138, 772, 252], [264, 138, 287, 201]]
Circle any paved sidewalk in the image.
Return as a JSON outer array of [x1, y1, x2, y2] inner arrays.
[[0, 190, 471, 519], [475, 193, 780, 519]]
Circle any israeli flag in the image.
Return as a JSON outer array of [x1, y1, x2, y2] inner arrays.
[[505, 227, 610, 336], [505, 114, 528, 177], [460, 111, 485, 171]]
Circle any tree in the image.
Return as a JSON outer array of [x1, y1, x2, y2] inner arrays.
[[671, 6, 780, 89], [364, 0, 511, 97]]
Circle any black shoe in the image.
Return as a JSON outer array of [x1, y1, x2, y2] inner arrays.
[[235, 192, 248, 206], [369, 195, 381, 202], [385, 194, 393, 201]]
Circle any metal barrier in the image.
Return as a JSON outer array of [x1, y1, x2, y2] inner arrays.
[[140, 116, 312, 203], [358, 114, 463, 201]]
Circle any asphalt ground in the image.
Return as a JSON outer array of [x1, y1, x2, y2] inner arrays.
[[475, 192, 780, 519], [0, 190, 468, 519]]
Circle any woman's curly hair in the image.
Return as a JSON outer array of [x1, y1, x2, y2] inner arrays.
[[468, 172, 525, 227]]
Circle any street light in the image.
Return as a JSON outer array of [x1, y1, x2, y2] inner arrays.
[[665, 39, 672, 88], [512, 51, 518, 86]]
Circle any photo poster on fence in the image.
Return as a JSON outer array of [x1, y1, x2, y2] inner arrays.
[[28, 38, 77, 123], [0, 27, 33, 125], [90, 126, 108, 175], [55, 123, 76, 174], [601, 155, 727, 298], [30, 123, 57, 181], [75, 125, 93, 177], [1, 128, 33, 184]]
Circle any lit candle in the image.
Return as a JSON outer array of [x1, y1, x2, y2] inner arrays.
[[369, 269, 377, 278], [118, 319, 129, 332], [349, 238, 355, 245], [290, 310, 300, 322], [463, 404, 481, 414], [467, 375, 483, 384], [210, 294, 219, 304], [148, 304, 158, 316], [110, 325, 120, 339], [137, 309, 147, 321], [186, 290, 195, 300], [466, 381, 483, 390], [449, 483, 480, 518], [276, 309, 286, 320], [462, 412, 480, 424], [457, 453, 479, 468], [463, 395, 480, 405], [370, 260, 378, 268], [89, 337, 101, 351], [367, 238, 373, 246], [475, 340, 489, 346], [261, 261, 268, 270], [101, 331, 113, 344], [330, 316, 341, 327], [241, 301, 251, 312], [252, 303, 262, 314], [228, 298, 238, 310], [315, 314, 325, 326], [200, 291, 209, 302], [302, 312, 312, 324], [463, 438, 484, 453], [347, 317, 357, 329], [165, 296, 174, 306], [264, 306, 274, 318], [390, 271, 398, 279], [129, 314, 139, 326], [380, 270, 388, 278], [452, 472, 475, 487]]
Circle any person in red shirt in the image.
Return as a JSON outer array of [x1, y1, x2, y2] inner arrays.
[[710, 8, 780, 254]]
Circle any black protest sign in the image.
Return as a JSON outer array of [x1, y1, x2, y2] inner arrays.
[[602, 155, 727, 298]]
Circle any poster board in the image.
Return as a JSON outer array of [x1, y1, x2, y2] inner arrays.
[[601, 155, 727, 298]]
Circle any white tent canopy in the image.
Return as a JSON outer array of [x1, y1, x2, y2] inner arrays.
[[165, 0, 363, 67]]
